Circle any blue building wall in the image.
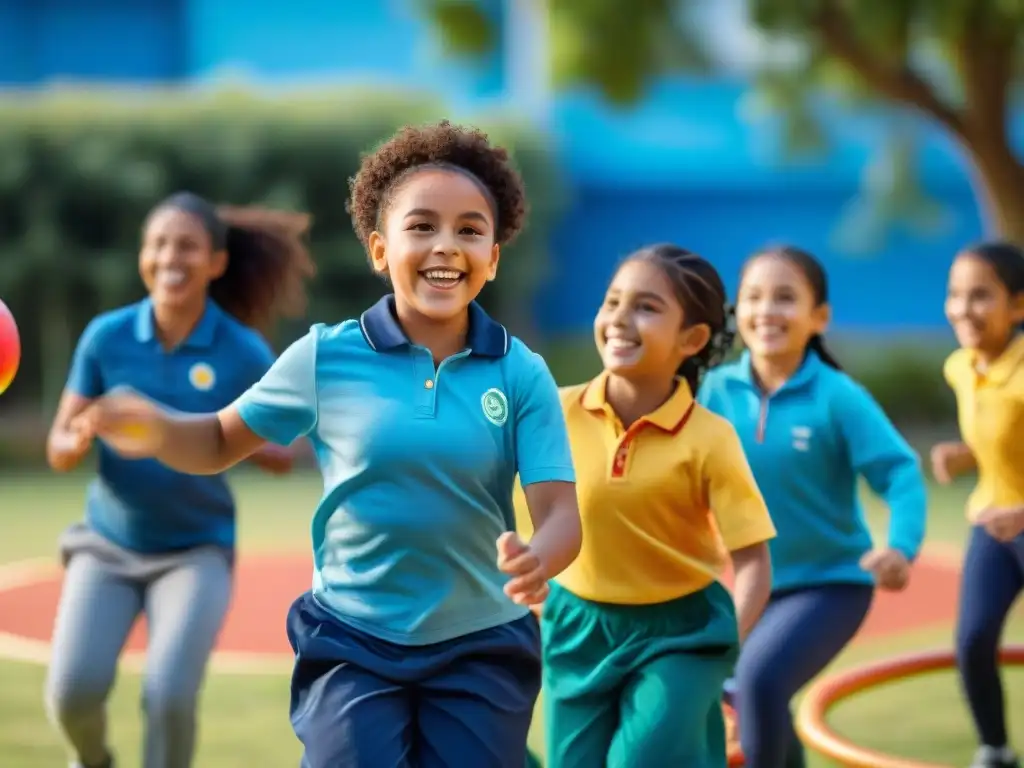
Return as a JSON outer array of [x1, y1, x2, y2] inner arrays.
[[542, 81, 986, 334], [0, 0, 992, 335], [0, 0, 185, 83]]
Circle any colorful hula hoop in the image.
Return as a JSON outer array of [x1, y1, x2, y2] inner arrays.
[[795, 645, 1024, 768]]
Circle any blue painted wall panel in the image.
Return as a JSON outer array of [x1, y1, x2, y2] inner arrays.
[[540, 187, 980, 334], [0, 1, 32, 84], [0, 0, 182, 84]]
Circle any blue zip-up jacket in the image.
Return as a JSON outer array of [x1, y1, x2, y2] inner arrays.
[[698, 350, 927, 592]]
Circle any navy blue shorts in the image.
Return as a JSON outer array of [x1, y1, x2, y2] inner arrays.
[[286, 591, 542, 768]]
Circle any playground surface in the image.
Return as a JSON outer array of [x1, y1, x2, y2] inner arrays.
[[1, 471, 1022, 767], [0, 548, 963, 671]]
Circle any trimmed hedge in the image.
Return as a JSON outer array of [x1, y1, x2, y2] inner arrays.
[[851, 345, 957, 428], [0, 86, 565, 413], [539, 335, 959, 429], [0, 87, 959, 464]]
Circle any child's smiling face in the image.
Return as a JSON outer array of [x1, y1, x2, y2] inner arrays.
[[736, 254, 829, 363], [139, 206, 226, 315], [945, 252, 1024, 358], [369, 168, 499, 325], [594, 258, 707, 382]]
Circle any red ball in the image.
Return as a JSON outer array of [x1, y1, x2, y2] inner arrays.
[[0, 299, 21, 395]]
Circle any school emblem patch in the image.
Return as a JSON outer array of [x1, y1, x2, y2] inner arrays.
[[481, 388, 509, 426], [188, 362, 216, 392]]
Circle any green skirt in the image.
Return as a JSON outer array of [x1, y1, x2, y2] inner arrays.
[[541, 580, 738, 768]]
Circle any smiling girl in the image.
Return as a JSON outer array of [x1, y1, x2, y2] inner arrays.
[[523, 244, 775, 767], [78, 121, 582, 768], [933, 242, 1024, 768], [699, 245, 927, 768], [44, 192, 313, 768]]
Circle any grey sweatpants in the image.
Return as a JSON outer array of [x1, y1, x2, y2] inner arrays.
[[44, 525, 233, 768]]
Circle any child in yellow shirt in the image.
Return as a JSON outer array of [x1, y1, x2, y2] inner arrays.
[[932, 242, 1024, 768], [519, 244, 776, 767]]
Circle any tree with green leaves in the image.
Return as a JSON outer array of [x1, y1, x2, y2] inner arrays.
[[424, 0, 1024, 244]]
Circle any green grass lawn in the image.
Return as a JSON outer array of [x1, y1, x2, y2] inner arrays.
[[1, 470, 1022, 767]]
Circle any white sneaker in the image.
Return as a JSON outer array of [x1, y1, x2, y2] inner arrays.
[[970, 745, 1020, 768], [71, 757, 114, 768]]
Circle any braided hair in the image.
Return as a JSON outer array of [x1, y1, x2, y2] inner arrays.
[[625, 244, 736, 392]]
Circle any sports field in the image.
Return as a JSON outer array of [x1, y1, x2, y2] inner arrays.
[[1, 470, 1022, 767]]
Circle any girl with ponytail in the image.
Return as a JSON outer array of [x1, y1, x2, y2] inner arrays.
[[699, 245, 928, 768], [43, 191, 314, 768]]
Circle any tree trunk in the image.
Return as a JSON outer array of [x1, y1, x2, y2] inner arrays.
[[962, 135, 1024, 245]]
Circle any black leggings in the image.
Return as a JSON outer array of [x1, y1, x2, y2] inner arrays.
[[956, 525, 1024, 749], [734, 583, 874, 768]]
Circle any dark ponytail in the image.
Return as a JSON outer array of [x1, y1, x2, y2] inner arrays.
[[626, 244, 735, 393], [213, 206, 315, 333], [150, 193, 316, 335], [743, 244, 841, 370], [806, 334, 842, 371]]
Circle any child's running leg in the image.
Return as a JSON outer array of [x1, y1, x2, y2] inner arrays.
[[286, 592, 415, 768], [291, 658, 413, 768], [956, 526, 1024, 755], [607, 650, 733, 768], [735, 584, 873, 768], [141, 549, 232, 768], [541, 585, 623, 768], [45, 553, 144, 768], [542, 665, 619, 768], [417, 615, 541, 768]]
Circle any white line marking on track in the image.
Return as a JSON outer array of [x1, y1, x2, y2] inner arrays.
[[0, 545, 967, 675], [0, 557, 294, 675]]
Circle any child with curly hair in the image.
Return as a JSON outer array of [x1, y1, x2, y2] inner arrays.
[[81, 122, 582, 768]]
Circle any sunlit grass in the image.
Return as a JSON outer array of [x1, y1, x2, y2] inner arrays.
[[1, 471, 1019, 767]]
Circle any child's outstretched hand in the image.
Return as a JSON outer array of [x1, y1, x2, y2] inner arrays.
[[86, 388, 168, 459], [860, 547, 911, 592], [497, 531, 549, 607], [49, 416, 96, 471]]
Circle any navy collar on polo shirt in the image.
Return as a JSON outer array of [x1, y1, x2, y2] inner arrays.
[[134, 297, 223, 350], [359, 295, 510, 358]]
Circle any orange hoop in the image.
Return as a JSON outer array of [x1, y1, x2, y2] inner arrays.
[[724, 701, 744, 766], [795, 645, 1024, 768]]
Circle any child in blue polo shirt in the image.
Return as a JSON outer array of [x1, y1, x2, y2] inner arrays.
[[84, 121, 583, 768], [44, 192, 314, 768], [698, 245, 927, 768]]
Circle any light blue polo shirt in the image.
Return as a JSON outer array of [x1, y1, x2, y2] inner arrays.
[[67, 299, 275, 553], [235, 295, 576, 646], [698, 350, 927, 592]]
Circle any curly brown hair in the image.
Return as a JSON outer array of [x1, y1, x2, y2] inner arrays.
[[347, 120, 528, 247]]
